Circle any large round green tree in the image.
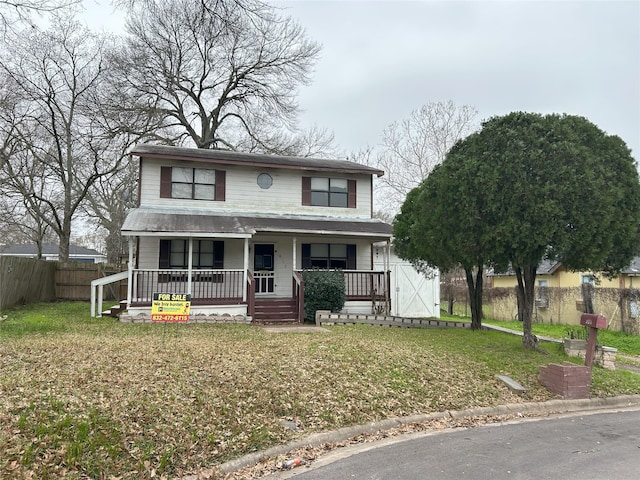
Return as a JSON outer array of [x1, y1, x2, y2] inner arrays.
[[395, 112, 640, 348], [394, 135, 492, 330]]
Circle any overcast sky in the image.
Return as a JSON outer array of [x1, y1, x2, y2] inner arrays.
[[86, 0, 639, 160], [272, 0, 640, 159]]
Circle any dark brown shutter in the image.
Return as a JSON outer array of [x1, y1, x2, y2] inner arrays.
[[301, 243, 311, 268], [302, 177, 311, 205], [347, 244, 356, 269], [215, 170, 226, 201], [159, 239, 170, 268], [347, 180, 357, 208], [213, 241, 224, 268], [160, 166, 172, 198]]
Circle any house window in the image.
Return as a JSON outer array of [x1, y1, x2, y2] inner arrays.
[[160, 166, 226, 201], [257, 173, 273, 189], [302, 243, 356, 269], [535, 280, 549, 308], [159, 239, 224, 269], [172, 167, 216, 200], [302, 177, 356, 208], [581, 275, 595, 285]]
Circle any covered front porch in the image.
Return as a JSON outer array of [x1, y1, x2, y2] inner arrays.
[[93, 210, 393, 323], [125, 266, 390, 323]]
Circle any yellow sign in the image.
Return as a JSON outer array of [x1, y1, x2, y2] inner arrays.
[[151, 292, 191, 322]]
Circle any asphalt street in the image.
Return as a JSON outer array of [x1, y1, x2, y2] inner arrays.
[[271, 408, 640, 480]]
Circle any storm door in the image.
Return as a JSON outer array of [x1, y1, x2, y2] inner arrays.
[[253, 244, 275, 294]]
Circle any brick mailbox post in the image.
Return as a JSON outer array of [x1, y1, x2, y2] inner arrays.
[[580, 313, 607, 367]]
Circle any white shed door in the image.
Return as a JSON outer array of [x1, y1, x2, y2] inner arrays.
[[391, 263, 439, 318]]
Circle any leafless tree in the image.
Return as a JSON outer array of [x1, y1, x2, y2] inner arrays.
[[81, 158, 138, 263], [375, 101, 479, 215], [0, 152, 57, 252], [0, 0, 79, 31], [113, 0, 321, 150], [232, 123, 337, 158], [0, 16, 143, 261]]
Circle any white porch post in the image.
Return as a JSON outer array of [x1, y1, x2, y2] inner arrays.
[[292, 237, 297, 270], [127, 237, 134, 307], [243, 237, 249, 301], [187, 238, 193, 295], [386, 240, 391, 315]]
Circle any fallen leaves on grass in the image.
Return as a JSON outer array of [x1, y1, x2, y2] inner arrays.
[[0, 322, 579, 479]]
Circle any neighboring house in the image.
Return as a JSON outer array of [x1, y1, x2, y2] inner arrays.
[[0, 243, 107, 263], [489, 258, 640, 330], [112, 144, 395, 322]]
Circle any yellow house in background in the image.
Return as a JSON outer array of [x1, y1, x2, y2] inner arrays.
[[488, 258, 640, 333]]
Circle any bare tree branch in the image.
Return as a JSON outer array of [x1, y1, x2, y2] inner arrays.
[[0, 15, 146, 260], [375, 100, 479, 215], [111, 0, 321, 151], [0, 0, 80, 32]]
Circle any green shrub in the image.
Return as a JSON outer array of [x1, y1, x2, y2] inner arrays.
[[302, 269, 346, 322]]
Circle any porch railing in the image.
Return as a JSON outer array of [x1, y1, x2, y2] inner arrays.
[[246, 270, 255, 318], [293, 271, 305, 322], [128, 268, 390, 313], [342, 270, 389, 301], [131, 269, 245, 306]]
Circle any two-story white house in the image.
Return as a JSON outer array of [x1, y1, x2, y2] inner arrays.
[[112, 144, 394, 323]]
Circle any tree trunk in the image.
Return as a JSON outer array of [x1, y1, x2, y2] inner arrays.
[[581, 283, 594, 314], [59, 230, 71, 263], [465, 265, 484, 330], [515, 265, 538, 349], [516, 285, 524, 322]]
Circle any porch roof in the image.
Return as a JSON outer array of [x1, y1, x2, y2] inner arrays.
[[122, 207, 393, 240]]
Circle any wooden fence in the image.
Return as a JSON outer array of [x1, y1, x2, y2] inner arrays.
[[0, 257, 126, 311], [0, 257, 57, 310]]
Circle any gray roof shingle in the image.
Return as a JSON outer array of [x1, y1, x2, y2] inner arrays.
[[129, 144, 385, 177], [122, 208, 392, 239]]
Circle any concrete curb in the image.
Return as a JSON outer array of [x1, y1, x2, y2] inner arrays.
[[208, 394, 640, 477]]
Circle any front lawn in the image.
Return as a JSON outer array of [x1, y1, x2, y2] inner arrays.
[[1, 302, 639, 479]]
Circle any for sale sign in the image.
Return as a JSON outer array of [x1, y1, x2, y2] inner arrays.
[[151, 292, 191, 322]]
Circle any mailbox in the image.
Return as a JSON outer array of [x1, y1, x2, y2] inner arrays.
[[579, 313, 607, 368], [580, 313, 607, 329]]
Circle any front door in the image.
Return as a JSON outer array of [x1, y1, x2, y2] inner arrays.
[[254, 244, 275, 294]]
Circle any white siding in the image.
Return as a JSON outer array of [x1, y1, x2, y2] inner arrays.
[[137, 237, 160, 269], [136, 236, 374, 275], [139, 158, 373, 218]]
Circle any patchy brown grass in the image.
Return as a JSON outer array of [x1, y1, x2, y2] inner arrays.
[[1, 302, 638, 479]]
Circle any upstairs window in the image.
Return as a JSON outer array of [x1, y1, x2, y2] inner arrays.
[[160, 166, 225, 201], [302, 177, 356, 208], [302, 243, 356, 269]]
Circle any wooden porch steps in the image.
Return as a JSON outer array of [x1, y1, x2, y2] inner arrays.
[[101, 300, 128, 318], [253, 298, 300, 324]]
